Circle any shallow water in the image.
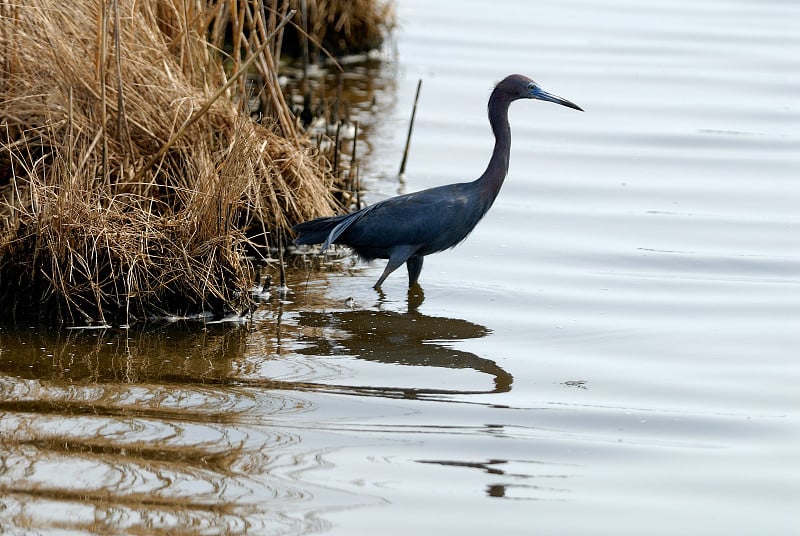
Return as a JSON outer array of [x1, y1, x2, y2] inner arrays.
[[2, 0, 800, 534]]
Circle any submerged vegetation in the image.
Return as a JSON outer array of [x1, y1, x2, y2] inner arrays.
[[0, 0, 391, 324]]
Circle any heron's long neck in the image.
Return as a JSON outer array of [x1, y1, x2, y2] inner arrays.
[[475, 95, 512, 209]]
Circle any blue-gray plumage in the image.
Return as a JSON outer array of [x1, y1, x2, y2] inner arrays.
[[293, 74, 583, 289]]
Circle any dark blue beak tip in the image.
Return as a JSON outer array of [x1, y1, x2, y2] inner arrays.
[[531, 87, 583, 112]]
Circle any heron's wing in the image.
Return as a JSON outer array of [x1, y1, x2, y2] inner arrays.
[[342, 185, 476, 250]]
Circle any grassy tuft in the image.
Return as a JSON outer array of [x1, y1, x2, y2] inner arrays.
[[0, 0, 358, 323]]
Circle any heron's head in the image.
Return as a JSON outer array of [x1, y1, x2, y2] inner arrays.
[[499, 74, 583, 111]]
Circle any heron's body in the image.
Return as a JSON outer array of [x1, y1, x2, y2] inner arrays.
[[293, 74, 582, 289]]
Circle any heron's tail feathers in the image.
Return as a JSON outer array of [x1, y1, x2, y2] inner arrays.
[[293, 215, 343, 248], [293, 207, 373, 252]]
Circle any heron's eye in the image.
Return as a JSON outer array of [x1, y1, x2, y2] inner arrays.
[[527, 83, 536, 91]]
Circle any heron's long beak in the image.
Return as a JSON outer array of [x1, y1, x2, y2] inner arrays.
[[531, 86, 583, 111]]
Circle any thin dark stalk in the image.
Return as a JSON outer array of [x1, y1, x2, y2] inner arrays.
[[349, 120, 359, 205], [399, 78, 422, 177], [254, 263, 262, 290], [277, 227, 287, 292], [355, 166, 361, 209], [332, 121, 341, 179]]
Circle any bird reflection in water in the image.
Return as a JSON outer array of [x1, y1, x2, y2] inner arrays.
[[294, 286, 513, 399]]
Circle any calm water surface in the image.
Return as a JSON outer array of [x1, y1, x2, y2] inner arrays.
[[2, 0, 799, 534]]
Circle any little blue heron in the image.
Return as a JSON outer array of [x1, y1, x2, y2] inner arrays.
[[293, 74, 583, 289]]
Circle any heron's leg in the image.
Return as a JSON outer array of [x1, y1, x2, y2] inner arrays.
[[374, 259, 403, 289], [374, 245, 418, 289], [406, 256, 424, 287]]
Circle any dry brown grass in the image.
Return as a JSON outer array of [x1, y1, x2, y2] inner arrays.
[[0, 0, 374, 323], [281, 0, 395, 57]]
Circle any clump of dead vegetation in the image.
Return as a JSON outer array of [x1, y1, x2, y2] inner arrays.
[[280, 0, 394, 58], [0, 0, 389, 324]]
